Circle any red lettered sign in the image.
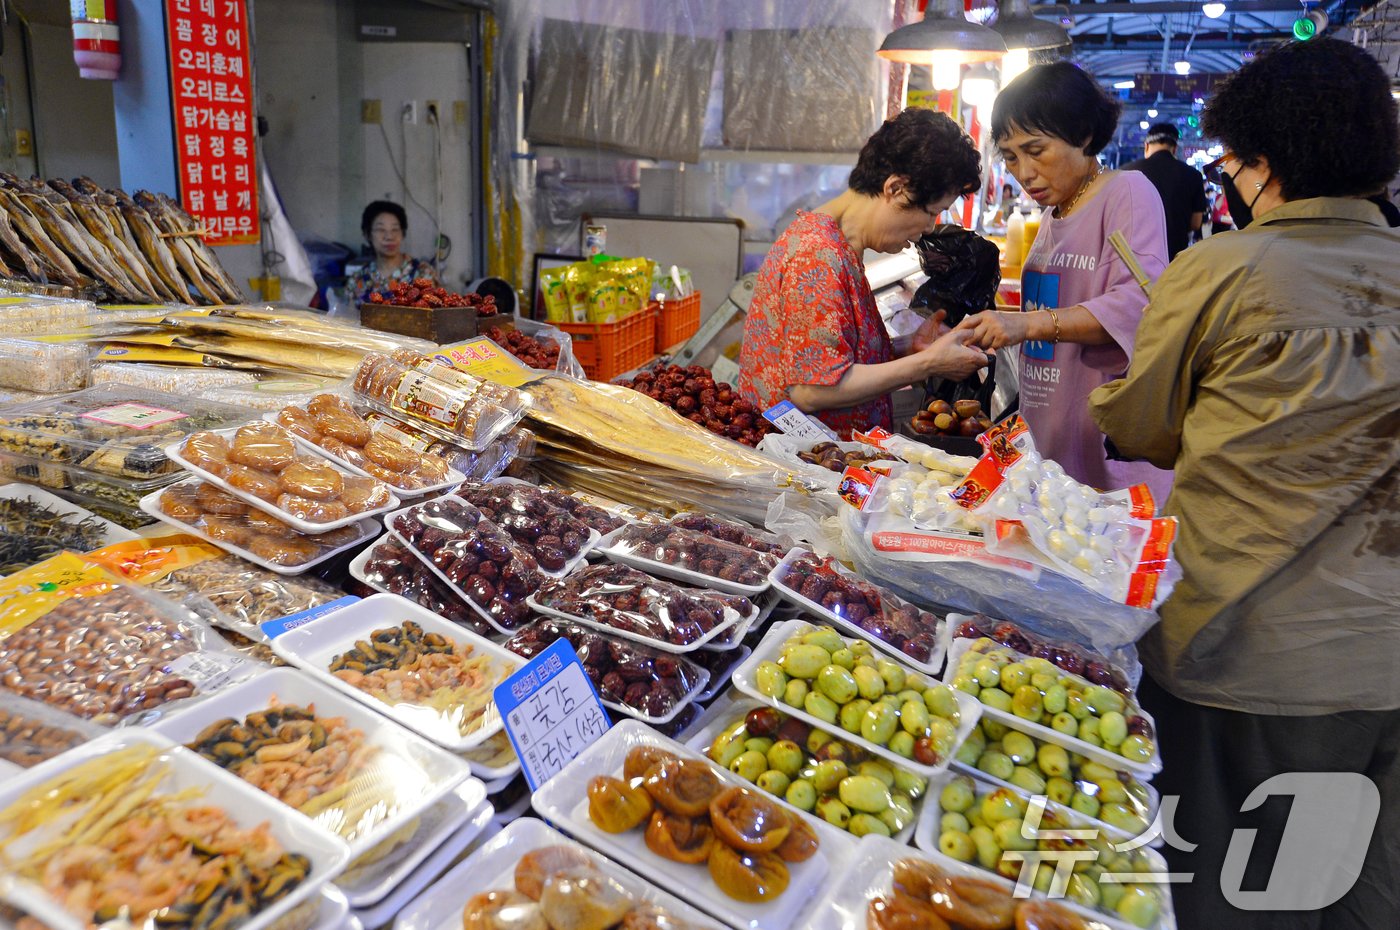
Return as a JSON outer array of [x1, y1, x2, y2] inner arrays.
[[165, 0, 258, 245]]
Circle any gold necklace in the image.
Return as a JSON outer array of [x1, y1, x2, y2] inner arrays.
[[1056, 165, 1103, 218]]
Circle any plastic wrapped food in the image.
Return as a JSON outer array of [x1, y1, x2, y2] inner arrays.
[[150, 552, 345, 634], [351, 534, 499, 639], [0, 334, 91, 391], [455, 479, 599, 574], [533, 483, 632, 535], [949, 615, 1134, 693], [273, 394, 462, 494], [200, 374, 346, 412], [0, 555, 256, 723], [772, 551, 947, 670], [0, 294, 97, 334], [89, 361, 260, 395], [0, 486, 118, 573], [0, 692, 105, 767], [670, 512, 794, 558], [350, 351, 529, 451], [504, 617, 709, 723], [363, 411, 530, 482], [388, 494, 544, 633], [600, 523, 778, 594], [530, 563, 756, 653], [144, 478, 377, 573]]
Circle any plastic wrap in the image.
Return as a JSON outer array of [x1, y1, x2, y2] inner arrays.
[[350, 534, 502, 640], [0, 730, 347, 930], [0, 295, 98, 334], [909, 227, 1003, 327], [150, 554, 345, 636], [200, 374, 346, 412], [0, 335, 91, 391], [0, 483, 132, 573], [169, 423, 400, 532], [498, 476, 630, 535], [770, 551, 948, 671], [0, 554, 258, 723], [155, 668, 475, 856], [164, 305, 437, 356], [600, 522, 778, 594], [89, 361, 260, 395], [454, 479, 601, 574], [364, 411, 529, 482], [483, 316, 586, 378], [351, 352, 529, 452], [272, 394, 463, 494], [0, 692, 106, 767], [145, 479, 378, 572], [388, 494, 545, 633], [268, 594, 517, 752], [504, 617, 708, 724], [692, 694, 930, 842], [529, 562, 756, 653], [670, 512, 795, 558], [732, 620, 976, 778], [758, 433, 898, 488]]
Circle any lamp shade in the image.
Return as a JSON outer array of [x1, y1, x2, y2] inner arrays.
[[878, 0, 1008, 64], [992, 0, 1071, 51]]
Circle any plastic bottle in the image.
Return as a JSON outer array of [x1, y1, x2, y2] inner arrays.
[[1005, 210, 1025, 275], [1022, 207, 1042, 267]]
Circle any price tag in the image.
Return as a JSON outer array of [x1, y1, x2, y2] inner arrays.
[[762, 400, 840, 442], [435, 336, 536, 388], [259, 595, 359, 639], [494, 638, 611, 790], [709, 354, 741, 386]]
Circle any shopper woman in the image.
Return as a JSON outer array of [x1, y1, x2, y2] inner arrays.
[[1090, 38, 1400, 930], [738, 108, 991, 438], [348, 200, 438, 302], [955, 62, 1172, 501]]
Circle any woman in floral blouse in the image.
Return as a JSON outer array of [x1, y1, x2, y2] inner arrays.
[[738, 109, 989, 438], [348, 200, 439, 302]]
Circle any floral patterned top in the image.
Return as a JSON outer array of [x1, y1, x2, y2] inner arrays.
[[348, 256, 439, 303], [738, 211, 893, 438]]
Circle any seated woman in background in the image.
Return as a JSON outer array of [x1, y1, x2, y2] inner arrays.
[[348, 200, 438, 302]]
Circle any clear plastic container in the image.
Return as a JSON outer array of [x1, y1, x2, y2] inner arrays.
[[528, 562, 757, 654], [89, 361, 260, 395], [599, 522, 778, 595], [349, 533, 503, 640], [0, 294, 97, 335], [351, 351, 529, 452], [0, 335, 91, 391], [671, 512, 796, 558], [0, 482, 134, 574], [455, 479, 601, 575]]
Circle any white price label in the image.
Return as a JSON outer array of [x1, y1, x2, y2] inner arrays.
[[762, 400, 839, 442], [495, 638, 611, 790]]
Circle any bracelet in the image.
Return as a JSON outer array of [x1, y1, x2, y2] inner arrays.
[[1045, 309, 1061, 344]]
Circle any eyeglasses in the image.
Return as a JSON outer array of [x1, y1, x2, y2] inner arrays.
[[371, 225, 403, 238], [1203, 153, 1235, 185]]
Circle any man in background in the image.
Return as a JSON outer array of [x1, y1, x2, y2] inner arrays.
[[1125, 122, 1208, 259]]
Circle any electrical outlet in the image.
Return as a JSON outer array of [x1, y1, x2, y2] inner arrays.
[[453, 101, 467, 125], [361, 99, 381, 124], [401, 101, 417, 124], [14, 130, 31, 156], [426, 100, 440, 123]]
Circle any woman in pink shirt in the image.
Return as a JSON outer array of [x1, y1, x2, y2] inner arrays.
[[958, 63, 1173, 502]]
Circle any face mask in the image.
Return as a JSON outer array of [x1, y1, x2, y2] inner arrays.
[[1221, 166, 1270, 229]]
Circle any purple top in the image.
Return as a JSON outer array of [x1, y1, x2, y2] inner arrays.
[[1019, 171, 1174, 502]]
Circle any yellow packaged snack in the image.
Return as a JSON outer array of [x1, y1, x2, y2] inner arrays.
[[562, 263, 594, 323], [539, 267, 571, 323]]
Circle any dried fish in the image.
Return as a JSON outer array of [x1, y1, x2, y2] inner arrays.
[[0, 174, 139, 299], [0, 495, 109, 573], [0, 205, 42, 280], [134, 190, 220, 301], [73, 176, 184, 302], [0, 186, 85, 287], [151, 192, 243, 302], [109, 187, 191, 302], [49, 178, 164, 301]]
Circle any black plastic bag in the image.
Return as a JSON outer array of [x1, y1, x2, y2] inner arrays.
[[908, 225, 1001, 328]]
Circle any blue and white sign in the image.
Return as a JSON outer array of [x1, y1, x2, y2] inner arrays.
[[259, 595, 360, 639], [763, 399, 840, 441], [494, 638, 611, 790]]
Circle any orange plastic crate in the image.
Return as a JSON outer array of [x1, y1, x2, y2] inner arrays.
[[655, 291, 702, 350], [558, 307, 658, 381]]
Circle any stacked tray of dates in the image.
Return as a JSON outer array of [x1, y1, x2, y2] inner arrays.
[[616, 364, 774, 448], [355, 534, 500, 638], [669, 513, 793, 559], [454, 480, 599, 573]]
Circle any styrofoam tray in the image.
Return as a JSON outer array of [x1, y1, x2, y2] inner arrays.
[[347, 533, 503, 641], [269, 593, 519, 752], [596, 523, 774, 596], [944, 631, 1162, 777], [910, 769, 1176, 930], [731, 619, 981, 780], [165, 425, 402, 532], [0, 729, 349, 930], [769, 550, 947, 675], [309, 885, 351, 930], [686, 693, 931, 845], [526, 591, 751, 655], [457, 733, 522, 783], [350, 803, 494, 926], [150, 667, 475, 860], [531, 719, 853, 930], [263, 409, 467, 498], [0, 481, 136, 548], [339, 784, 491, 910], [804, 831, 1175, 930], [699, 590, 770, 652], [693, 645, 751, 703], [453, 479, 605, 575], [140, 481, 379, 576], [395, 817, 726, 930]]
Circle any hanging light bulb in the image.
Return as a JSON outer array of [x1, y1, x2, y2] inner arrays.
[[878, 0, 1007, 65], [1202, 2, 1227, 18], [1174, 60, 1192, 75], [1001, 47, 1030, 84], [961, 62, 999, 109], [931, 54, 963, 91], [1113, 79, 1135, 90], [1147, 108, 1159, 118]]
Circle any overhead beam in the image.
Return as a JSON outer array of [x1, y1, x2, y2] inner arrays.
[[1038, 1, 1302, 12], [1071, 31, 1291, 47]]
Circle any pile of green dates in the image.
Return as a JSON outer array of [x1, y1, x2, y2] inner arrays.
[[750, 624, 962, 767], [949, 637, 1156, 765], [706, 705, 928, 838]]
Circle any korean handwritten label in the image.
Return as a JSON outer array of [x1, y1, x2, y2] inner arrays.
[[763, 400, 840, 442], [164, 0, 259, 244], [494, 638, 611, 790]]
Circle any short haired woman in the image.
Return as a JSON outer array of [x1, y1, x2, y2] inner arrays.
[[956, 61, 1172, 501], [738, 108, 990, 438], [349, 200, 438, 302]]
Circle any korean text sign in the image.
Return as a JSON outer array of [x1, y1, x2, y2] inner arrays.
[[494, 638, 611, 790]]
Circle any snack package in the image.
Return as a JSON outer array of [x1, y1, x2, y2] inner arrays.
[[538, 266, 571, 323], [562, 262, 593, 322], [0, 692, 106, 767], [362, 412, 528, 482]]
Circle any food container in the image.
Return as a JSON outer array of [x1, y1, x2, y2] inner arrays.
[[152, 668, 477, 859], [944, 629, 1162, 778], [502, 617, 710, 725], [146, 555, 347, 639], [0, 445, 188, 513], [457, 731, 521, 783], [491, 475, 631, 536], [0, 294, 98, 334], [527, 563, 757, 654], [350, 351, 528, 452], [670, 512, 796, 559], [165, 423, 402, 533], [692, 645, 752, 703], [770, 550, 947, 674], [910, 769, 1176, 929], [0, 384, 252, 478], [688, 693, 932, 844], [386, 494, 544, 634], [730, 619, 980, 780], [454, 479, 602, 575], [0, 693, 106, 769], [89, 361, 260, 395], [268, 593, 518, 752], [531, 719, 852, 930], [42, 482, 155, 530], [0, 482, 134, 574], [394, 816, 724, 930], [0, 335, 91, 391], [348, 533, 502, 640], [803, 832, 1173, 930], [141, 479, 380, 576], [0, 728, 349, 930], [598, 522, 777, 596]]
